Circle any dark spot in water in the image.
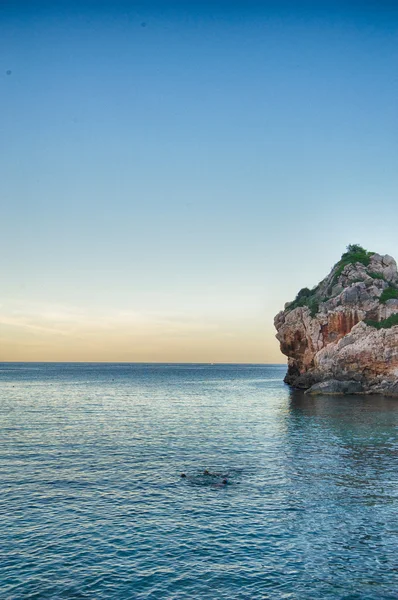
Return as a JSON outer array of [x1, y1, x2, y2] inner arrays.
[[6, 70, 11, 75], [181, 470, 231, 488], [141, 22, 147, 28]]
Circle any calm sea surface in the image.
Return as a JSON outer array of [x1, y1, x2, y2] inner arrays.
[[0, 363, 397, 599]]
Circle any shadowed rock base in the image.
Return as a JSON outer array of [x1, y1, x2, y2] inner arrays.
[[305, 380, 363, 395]]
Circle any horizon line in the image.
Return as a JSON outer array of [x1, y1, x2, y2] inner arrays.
[[0, 360, 286, 366]]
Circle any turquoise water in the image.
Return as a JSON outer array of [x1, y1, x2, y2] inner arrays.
[[1, 363, 397, 599]]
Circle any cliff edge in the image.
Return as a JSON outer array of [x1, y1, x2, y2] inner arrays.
[[274, 245, 398, 396]]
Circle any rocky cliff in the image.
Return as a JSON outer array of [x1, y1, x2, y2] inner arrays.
[[274, 245, 398, 396]]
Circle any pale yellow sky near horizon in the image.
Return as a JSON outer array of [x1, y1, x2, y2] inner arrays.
[[0, 301, 285, 363]]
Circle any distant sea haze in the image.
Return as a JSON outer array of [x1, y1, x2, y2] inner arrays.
[[1, 363, 397, 599]]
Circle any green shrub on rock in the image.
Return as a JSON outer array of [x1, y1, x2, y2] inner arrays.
[[333, 244, 374, 278], [287, 288, 320, 316], [365, 314, 398, 329], [380, 287, 398, 303], [368, 272, 386, 280], [308, 298, 319, 317]]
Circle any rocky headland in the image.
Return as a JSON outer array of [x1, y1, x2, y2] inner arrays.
[[274, 245, 398, 396]]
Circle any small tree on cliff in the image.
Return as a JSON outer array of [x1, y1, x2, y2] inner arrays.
[[346, 244, 365, 254], [336, 244, 374, 275]]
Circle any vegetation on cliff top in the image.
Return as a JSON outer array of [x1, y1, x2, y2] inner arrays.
[[333, 244, 374, 278], [287, 245, 398, 322], [287, 245, 374, 317]]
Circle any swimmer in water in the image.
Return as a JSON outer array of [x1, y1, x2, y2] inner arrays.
[[222, 479, 228, 485], [180, 473, 186, 478], [203, 469, 210, 475]]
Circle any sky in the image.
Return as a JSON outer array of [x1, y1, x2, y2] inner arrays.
[[1, 1, 397, 363]]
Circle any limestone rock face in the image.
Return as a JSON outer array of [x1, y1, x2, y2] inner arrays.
[[274, 248, 398, 395]]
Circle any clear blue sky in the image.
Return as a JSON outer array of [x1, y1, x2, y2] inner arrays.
[[1, 1, 397, 362]]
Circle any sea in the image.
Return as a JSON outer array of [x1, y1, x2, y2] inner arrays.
[[0, 363, 397, 599]]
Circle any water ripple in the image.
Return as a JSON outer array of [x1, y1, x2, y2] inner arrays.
[[0, 363, 397, 599]]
